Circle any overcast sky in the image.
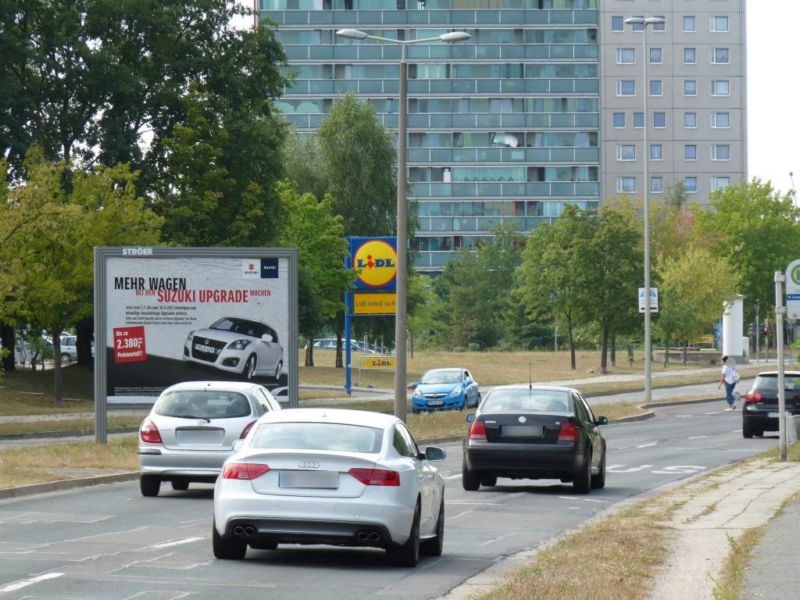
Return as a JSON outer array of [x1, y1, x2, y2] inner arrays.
[[746, 1, 797, 196]]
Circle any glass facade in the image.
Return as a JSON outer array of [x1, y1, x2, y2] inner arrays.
[[261, 0, 600, 271]]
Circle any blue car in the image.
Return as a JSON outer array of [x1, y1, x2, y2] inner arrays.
[[412, 368, 480, 413]]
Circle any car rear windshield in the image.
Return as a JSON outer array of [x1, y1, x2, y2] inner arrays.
[[154, 391, 251, 419], [250, 422, 383, 453], [753, 375, 800, 392], [482, 389, 573, 414]]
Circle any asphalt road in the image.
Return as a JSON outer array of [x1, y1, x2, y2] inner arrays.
[[0, 401, 777, 600]]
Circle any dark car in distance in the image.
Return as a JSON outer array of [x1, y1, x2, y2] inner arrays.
[[742, 371, 800, 438], [462, 384, 607, 494]]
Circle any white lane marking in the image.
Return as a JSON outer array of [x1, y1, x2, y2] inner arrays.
[[688, 435, 708, 440], [607, 464, 654, 473], [445, 474, 462, 480], [636, 442, 657, 449], [151, 537, 204, 549], [0, 572, 63, 594], [651, 465, 706, 475], [478, 533, 516, 547], [558, 496, 605, 504], [447, 501, 501, 505]]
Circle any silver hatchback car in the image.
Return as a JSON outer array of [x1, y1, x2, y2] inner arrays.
[[138, 381, 281, 497]]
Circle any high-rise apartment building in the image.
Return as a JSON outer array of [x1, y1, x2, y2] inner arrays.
[[258, 0, 746, 272]]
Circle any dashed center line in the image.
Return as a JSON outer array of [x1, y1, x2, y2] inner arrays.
[[0, 571, 63, 594], [151, 537, 205, 549]]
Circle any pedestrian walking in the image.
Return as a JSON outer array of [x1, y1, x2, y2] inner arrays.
[[718, 355, 740, 410]]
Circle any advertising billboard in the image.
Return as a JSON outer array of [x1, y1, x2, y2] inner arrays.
[[94, 247, 298, 414]]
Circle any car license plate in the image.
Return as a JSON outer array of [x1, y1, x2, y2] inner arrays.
[[194, 343, 217, 354], [176, 428, 224, 445], [427, 400, 444, 407], [768, 412, 780, 418], [279, 470, 339, 489], [503, 425, 543, 437]]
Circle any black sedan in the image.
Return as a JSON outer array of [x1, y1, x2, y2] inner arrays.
[[462, 384, 607, 494], [742, 371, 800, 438]]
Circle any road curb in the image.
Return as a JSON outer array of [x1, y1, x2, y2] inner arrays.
[[0, 472, 139, 501]]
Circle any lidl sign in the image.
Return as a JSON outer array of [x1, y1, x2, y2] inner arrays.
[[349, 237, 397, 292]]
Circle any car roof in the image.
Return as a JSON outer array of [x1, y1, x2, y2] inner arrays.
[[487, 383, 579, 394], [756, 371, 800, 377], [255, 408, 398, 428], [160, 381, 267, 394], [424, 367, 465, 374]]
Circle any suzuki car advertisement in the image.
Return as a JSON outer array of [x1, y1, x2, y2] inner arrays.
[[95, 248, 298, 407]]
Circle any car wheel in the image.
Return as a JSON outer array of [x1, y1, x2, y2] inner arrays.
[[388, 502, 420, 567], [171, 480, 189, 491], [480, 474, 497, 487], [140, 475, 160, 497], [212, 521, 247, 560], [60, 352, 70, 362], [243, 355, 257, 380], [412, 408, 421, 415], [742, 421, 754, 439], [755, 430, 764, 437], [591, 451, 606, 490], [274, 360, 283, 379], [462, 462, 481, 491], [420, 497, 444, 557], [473, 394, 481, 408], [573, 451, 592, 494]]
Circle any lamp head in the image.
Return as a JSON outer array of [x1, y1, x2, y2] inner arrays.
[[440, 32, 471, 43], [336, 28, 368, 40]]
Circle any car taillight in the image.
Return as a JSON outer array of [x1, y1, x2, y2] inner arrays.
[[745, 391, 761, 404], [468, 419, 487, 442], [222, 463, 270, 480], [349, 468, 401, 486], [240, 420, 257, 439], [558, 421, 578, 443], [140, 419, 162, 444]]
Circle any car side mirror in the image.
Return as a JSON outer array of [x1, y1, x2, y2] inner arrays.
[[411, 381, 419, 389], [596, 416, 608, 426], [466, 413, 476, 423], [232, 439, 244, 452], [423, 446, 446, 461]]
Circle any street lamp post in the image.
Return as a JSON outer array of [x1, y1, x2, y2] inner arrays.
[[625, 16, 664, 405], [336, 28, 471, 422]]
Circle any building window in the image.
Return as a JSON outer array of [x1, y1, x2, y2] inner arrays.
[[617, 80, 636, 96], [684, 47, 696, 64], [712, 176, 731, 191], [650, 80, 662, 96], [613, 112, 626, 128], [683, 15, 696, 32], [711, 15, 729, 32], [617, 177, 636, 193], [617, 144, 636, 161], [684, 112, 697, 128], [629, 16, 644, 32], [616, 48, 635, 64], [685, 176, 697, 193], [654, 112, 666, 128], [612, 16, 624, 32], [712, 112, 730, 128], [684, 80, 697, 96], [650, 144, 663, 160], [651, 177, 663, 193], [633, 112, 644, 128], [712, 80, 730, 96], [712, 144, 731, 160], [712, 48, 730, 64], [685, 144, 697, 161], [650, 48, 662, 64], [653, 17, 666, 32]]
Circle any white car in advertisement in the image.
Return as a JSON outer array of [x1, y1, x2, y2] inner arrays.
[[184, 317, 284, 380]]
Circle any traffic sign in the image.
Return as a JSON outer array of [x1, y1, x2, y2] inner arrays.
[[785, 259, 800, 320], [638, 287, 659, 313]]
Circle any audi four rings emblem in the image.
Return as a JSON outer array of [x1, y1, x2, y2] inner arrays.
[[298, 460, 320, 469], [518, 416, 527, 423]]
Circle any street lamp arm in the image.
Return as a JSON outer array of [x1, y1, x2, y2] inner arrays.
[[336, 29, 471, 46]]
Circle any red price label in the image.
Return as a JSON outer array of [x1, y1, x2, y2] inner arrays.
[[113, 326, 147, 363]]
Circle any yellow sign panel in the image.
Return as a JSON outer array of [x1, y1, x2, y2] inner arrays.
[[353, 292, 397, 315], [353, 240, 397, 288], [360, 356, 396, 369]]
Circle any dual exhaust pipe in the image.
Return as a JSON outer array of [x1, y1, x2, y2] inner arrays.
[[232, 524, 257, 537], [355, 530, 382, 544]]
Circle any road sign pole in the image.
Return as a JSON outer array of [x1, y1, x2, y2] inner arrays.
[[775, 271, 786, 461]]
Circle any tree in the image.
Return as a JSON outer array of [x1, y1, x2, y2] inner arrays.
[[428, 225, 524, 350], [316, 93, 397, 366], [0, 150, 162, 405], [518, 206, 591, 369], [656, 245, 739, 365], [696, 179, 800, 321], [275, 181, 352, 367]]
